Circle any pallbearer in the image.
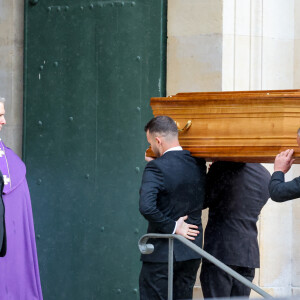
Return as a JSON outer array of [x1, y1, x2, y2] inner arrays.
[[139, 116, 206, 300], [269, 129, 300, 201], [0, 97, 43, 300], [200, 161, 270, 298]]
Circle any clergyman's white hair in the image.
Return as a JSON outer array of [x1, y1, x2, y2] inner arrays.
[[0, 97, 5, 103]]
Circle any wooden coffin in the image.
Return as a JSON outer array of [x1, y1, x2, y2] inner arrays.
[[147, 89, 300, 163]]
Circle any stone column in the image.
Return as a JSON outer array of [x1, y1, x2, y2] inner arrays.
[[223, 0, 295, 296], [167, 0, 299, 298], [0, 0, 24, 157]]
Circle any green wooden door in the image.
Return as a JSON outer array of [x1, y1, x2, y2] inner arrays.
[[24, 1, 166, 299]]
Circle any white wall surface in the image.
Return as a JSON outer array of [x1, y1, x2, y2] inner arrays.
[[167, 0, 223, 95]]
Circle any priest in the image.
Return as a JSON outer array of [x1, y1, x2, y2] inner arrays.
[[0, 97, 43, 300]]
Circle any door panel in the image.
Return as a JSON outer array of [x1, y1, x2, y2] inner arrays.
[[24, 1, 166, 299]]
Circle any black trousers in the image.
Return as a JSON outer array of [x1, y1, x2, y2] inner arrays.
[[200, 261, 255, 298], [139, 259, 201, 300]]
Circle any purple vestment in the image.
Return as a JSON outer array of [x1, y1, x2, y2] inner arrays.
[[0, 141, 43, 300]]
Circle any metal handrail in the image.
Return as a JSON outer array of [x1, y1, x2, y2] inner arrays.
[[138, 233, 273, 299]]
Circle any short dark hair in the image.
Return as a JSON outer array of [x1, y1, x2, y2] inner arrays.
[[144, 116, 178, 137]]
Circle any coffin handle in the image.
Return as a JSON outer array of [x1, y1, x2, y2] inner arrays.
[[176, 120, 192, 133]]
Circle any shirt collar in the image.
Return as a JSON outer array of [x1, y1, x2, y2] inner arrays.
[[163, 146, 183, 155]]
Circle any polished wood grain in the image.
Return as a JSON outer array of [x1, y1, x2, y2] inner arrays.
[[147, 89, 300, 163]]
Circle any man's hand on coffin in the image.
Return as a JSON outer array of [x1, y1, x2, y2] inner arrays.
[[274, 149, 295, 173], [145, 151, 155, 162], [175, 215, 199, 240]]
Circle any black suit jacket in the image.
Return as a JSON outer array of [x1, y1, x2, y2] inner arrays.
[[269, 171, 300, 202], [203, 162, 270, 268], [0, 171, 6, 257], [139, 150, 206, 262]]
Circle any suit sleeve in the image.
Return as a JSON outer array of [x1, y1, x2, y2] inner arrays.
[[139, 162, 176, 234], [259, 166, 271, 202], [269, 171, 300, 202]]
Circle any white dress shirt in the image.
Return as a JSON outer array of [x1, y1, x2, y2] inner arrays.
[[163, 146, 183, 155]]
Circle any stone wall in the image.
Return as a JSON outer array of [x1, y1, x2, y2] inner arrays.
[[0, 0, 24, 157], [167, 0, 223, 95]]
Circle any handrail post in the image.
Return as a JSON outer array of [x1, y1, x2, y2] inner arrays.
[[168, 238, 174, 300]]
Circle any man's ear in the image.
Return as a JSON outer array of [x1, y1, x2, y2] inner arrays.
[[155, 136, 162, 146]]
